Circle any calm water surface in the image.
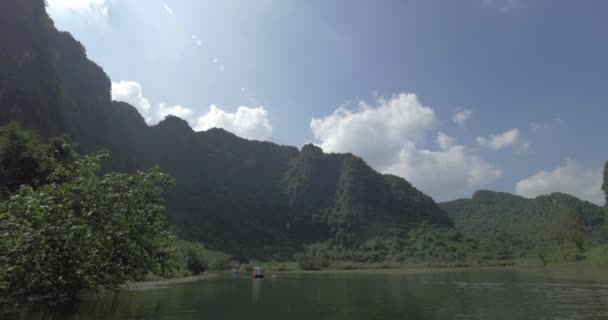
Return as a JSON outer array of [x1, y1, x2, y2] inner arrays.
[[7, 269, 608, 320]]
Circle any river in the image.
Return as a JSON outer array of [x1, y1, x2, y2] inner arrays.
[[7, 268, 608, 319]]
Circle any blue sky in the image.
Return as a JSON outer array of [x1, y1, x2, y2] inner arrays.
[[46, 0, 607, 204]]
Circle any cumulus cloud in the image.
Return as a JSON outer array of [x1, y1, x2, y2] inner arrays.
[[109, 81, 276, 141], [110, 81, 273, 139], [311, 93, 436, 168], [436, 131, 456, 150], [46, 0, 109, 15], [310, 93, 501, 201], [386, 139, 502, 202], [477, 128, 529, 151], [158, 104, 193, 120], [515, 160, 604, 205], [111, 81, 152, 122], [452, 108, 472, 126], [196, 105, 272, 141]]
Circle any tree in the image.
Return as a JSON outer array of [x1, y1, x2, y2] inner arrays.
[[294, 243, 331, 270], [0, 125, 175, 303], [534, 240, 551, 266], [0, 122, 76, 199], [548, 210, 586, 254]]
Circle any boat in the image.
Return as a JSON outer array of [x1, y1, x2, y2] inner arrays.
[[252, 266, 264, 278]]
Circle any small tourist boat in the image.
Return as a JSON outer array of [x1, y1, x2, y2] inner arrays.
[[252, 266, 264, 278]]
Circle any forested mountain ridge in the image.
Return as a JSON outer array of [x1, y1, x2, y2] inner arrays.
[[441, 190, 605, 256], [0, 0, 452, 260]]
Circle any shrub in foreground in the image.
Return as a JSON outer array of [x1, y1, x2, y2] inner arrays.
[[0, 125, 175, 303]]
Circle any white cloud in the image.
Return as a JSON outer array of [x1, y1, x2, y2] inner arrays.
[[477, 128, 528, 151], [163, 4, 174, 15], [111, 81, 152, 122], [110, 82, 272, 138], [158, 104, 193, 120], [46, 0, 108, 16], [515, 160, 604, 205], [311, 93, 436, 167], [310, 93, 501, 201], [436, 131, 456, 150], [196, 105, 272, 141], [386, 140, 502, 202], [452, 108, 472, 126]]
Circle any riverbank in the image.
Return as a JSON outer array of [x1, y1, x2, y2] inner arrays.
[[239, 259, 514, 274], [0, 273, 218, 313], [248, 244, 608, 275], [271, 265, 608, 283], [123, 273, 218, 291]]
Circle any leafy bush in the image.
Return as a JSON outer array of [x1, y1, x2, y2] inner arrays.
[[169, 239, 236, 276], [185, 248, 207, 275], [0, 125, 175, 303], [294, 243, 331, 270], [0, 122, 76, 200], [292, 224, 482, 270]]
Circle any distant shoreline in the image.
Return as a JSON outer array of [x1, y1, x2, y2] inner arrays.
[[123, 273, 218, 291], [274, 265, 608, 283]]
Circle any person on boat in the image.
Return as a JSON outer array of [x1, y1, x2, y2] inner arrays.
[[252, 266, 264, 278]]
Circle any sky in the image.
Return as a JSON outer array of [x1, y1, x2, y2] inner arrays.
[[46, 0, 608, 204]]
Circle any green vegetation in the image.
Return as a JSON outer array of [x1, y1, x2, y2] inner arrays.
[[0, 123, 76, 200], [238, 260, 301, 273], [155, 129, 452, 261], [603, 161, 608, 223], [442, 190, 608, 267], [293, 224, 490, 270], [532, 210, 588, 265], [168, 239, 237, 277], [0, 0, 454, 261], [2, 2, 608, 308], [441, 191, 604, 258], [294, 243, 332, 270], [0, 124, 176, 303]]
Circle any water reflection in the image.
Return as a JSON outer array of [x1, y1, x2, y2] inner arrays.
[[252, 278, 262, 303], [6, 270, 608, 320]]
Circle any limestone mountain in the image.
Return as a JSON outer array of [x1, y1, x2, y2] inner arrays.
[[0, 0, 452, 260], [441, 190, 604, 256]]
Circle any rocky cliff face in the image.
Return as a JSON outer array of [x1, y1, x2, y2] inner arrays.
[[0, 0, 453, 260]]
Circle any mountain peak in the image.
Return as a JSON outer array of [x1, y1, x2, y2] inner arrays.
[[300, 144, 324, 158], [154, 116, 193, 136], [471, 190, 519, 202], [0, 0, 455, 260], [203, 127, 238, 138]]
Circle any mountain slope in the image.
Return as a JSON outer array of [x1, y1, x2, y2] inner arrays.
[[0, 0, 452, 260], [441, 190, 605, 255]]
